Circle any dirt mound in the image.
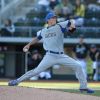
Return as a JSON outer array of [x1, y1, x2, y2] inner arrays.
[[0, 86, 99, 100]]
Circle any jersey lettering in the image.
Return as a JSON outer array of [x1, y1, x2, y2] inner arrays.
[[45, 33, 56, 38]]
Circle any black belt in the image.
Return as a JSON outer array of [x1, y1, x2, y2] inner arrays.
[[46, 50, 63, 54]]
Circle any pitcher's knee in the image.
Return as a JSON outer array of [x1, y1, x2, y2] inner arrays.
[[32, 68, 44, 75]]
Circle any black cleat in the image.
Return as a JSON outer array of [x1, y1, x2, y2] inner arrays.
[[80, 88, 95, 93], [8, 80, 18, 86]]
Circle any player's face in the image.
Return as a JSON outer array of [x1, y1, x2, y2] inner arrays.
[[90, 48, 96, 52], [48, 17, 57, 26]]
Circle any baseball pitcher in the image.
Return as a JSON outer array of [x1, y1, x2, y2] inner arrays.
[[8, 12, 94, 93]]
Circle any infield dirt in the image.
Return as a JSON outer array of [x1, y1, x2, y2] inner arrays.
[[0, 86, 99, 100]]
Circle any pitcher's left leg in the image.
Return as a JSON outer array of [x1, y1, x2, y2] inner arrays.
[[58, 54, 94, 93]]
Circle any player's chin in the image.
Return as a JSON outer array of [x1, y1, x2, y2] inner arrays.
[[68, 27, 76, 33]]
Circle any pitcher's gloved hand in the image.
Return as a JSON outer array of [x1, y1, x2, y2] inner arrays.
[[67, 20, 76, 33], [69, 27, 76, 33]]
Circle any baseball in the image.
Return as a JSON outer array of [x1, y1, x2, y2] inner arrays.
[[23, 48, 28, 52]]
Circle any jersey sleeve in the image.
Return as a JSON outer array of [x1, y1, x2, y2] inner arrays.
[[58, 20, 76, 33], [58, 20, 69, 29], [57, 20, 69, 33], [59, 19, 76, 28], [37, 30, 42, 40]]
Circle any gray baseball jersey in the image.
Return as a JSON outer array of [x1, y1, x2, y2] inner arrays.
[[37, 21, 69, 52]]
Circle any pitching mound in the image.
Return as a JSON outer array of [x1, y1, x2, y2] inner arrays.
[[0, 86, 99, 100]]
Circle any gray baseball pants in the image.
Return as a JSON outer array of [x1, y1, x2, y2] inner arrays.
[[17, 53, 87, 89]]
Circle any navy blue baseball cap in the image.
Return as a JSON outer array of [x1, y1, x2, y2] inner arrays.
[[45, 12, 57, 22]]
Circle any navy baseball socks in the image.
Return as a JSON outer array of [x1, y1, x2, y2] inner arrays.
[[80, 88, 95, 93], [8, 80, 19, 86]]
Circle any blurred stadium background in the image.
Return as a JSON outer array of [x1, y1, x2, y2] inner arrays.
[[0, 0, 100, 81]]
